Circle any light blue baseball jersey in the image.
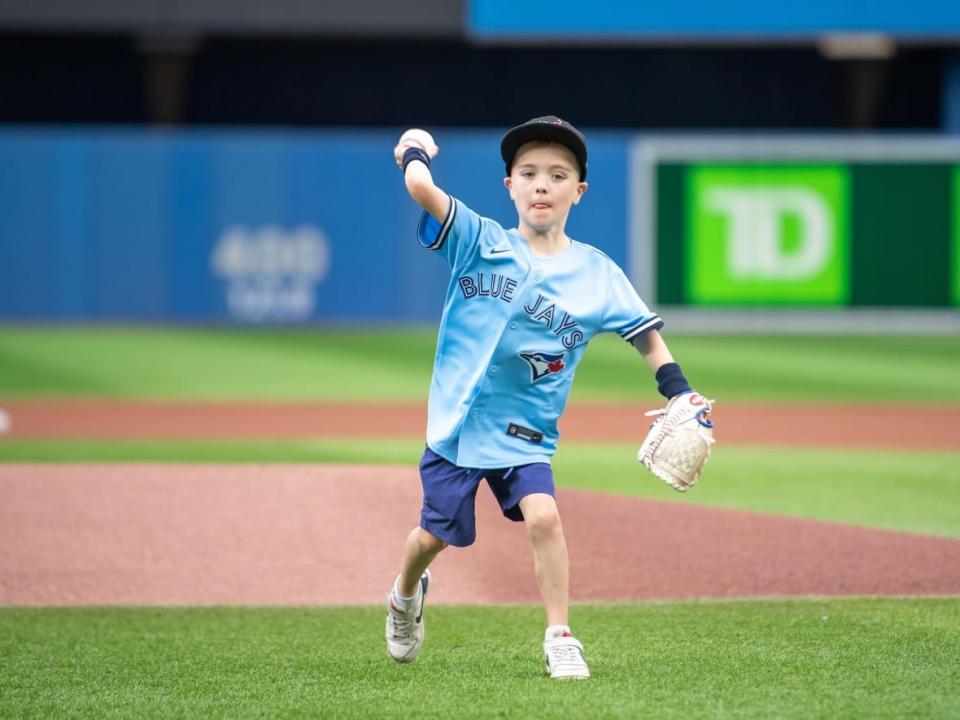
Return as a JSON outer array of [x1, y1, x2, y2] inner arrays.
[[418, 197, 663, 469]]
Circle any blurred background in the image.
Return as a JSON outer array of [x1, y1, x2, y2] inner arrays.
[[2, 8, 959, 716], [1, 0, 960, 330]]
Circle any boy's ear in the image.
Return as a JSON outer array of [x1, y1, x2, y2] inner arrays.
[[504, 176, 515, 199], [573, 181, 588, 204]]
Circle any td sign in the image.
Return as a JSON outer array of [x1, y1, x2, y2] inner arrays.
[[686, 165, 850, 305]]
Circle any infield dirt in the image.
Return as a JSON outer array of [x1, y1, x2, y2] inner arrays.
[[1, 399, 958, 449], [2, 399, 958, 606], [2, 463, 959, 606]]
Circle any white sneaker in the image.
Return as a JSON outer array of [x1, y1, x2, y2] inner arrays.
[[385, 569, 431, 663], [543, 629, 590, 680]]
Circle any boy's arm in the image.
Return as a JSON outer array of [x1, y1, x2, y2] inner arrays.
[[630, 329, 675, 374], [394, 129, 449, 222], [631, 329, 695, 399]]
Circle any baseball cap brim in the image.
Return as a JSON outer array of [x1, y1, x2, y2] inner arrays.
[[500, 116, 588, 180]]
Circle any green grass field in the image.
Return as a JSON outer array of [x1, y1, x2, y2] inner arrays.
[[2, 327, 960, 403], [1, 327, 958, 718], [2, 600, 958, 719]]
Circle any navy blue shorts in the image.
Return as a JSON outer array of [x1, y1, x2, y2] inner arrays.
[[418, 446, 556, 547]]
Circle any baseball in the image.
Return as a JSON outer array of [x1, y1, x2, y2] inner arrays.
[[395, 128, 439, 168], [399, 129, 436, 152]]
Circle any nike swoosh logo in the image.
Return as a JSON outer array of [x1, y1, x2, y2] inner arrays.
[[415, 574, 428, 623], [490, 247, 511, 254]]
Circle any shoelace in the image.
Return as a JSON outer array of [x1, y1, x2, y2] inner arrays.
[[388, 606, 415, 639], [547, 643, 583, 664]]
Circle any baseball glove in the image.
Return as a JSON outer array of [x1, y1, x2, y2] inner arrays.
[[637, 392, 715, 493]]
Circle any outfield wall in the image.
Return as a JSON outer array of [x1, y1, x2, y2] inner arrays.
[[0, 128, 629, 324], [1, 128, 958, 326]]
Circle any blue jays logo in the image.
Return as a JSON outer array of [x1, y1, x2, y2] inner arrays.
[[518, 351, 566, 382]]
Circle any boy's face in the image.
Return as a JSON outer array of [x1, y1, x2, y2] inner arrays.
[[504, 142, 588, 234]]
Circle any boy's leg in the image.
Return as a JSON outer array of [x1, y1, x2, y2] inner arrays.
[[517, 490, 589, 680], [487, 469, 590, 679], [386, 528, 445, 664], [386, 447, 481, 664], [397, 526, 447, 597], [517, 492, 569, 626]]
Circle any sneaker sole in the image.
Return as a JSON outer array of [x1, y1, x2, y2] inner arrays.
[[550, 669, 590, 680], [545, 663, 590, 680]]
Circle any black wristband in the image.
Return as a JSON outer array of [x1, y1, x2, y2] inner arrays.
[[655, 362, 692, 399], [402, 146, 431, 172]]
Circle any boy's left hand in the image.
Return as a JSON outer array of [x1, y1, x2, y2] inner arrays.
[[637, 392, 715, 492]]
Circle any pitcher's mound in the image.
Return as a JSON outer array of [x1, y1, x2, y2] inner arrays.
[[1, 464, 958, 605]]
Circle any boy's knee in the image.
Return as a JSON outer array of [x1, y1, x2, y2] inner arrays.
[[525, 506, 562, 541], [416, 527, 448, 554]]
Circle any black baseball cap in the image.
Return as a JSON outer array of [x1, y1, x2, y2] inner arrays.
[[500, 116, 588, 180]]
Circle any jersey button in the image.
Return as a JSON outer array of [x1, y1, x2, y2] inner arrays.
[[509, 321, 519, 330], [534, 272, 543, 282], [488, 366, 498, 375]]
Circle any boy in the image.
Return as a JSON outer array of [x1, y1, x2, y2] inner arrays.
[[386, 116, 706, 680]]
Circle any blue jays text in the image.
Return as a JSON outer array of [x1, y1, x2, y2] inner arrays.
[[459, 272, 584, 349]]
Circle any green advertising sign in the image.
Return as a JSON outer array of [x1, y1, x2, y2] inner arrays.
[[954, 166, 960, 306], [686, 164, 850, 305]]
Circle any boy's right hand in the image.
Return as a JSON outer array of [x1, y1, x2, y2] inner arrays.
[[394, 129, 439, 168]]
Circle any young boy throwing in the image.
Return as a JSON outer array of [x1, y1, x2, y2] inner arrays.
[[386, 116, 711, 680]]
